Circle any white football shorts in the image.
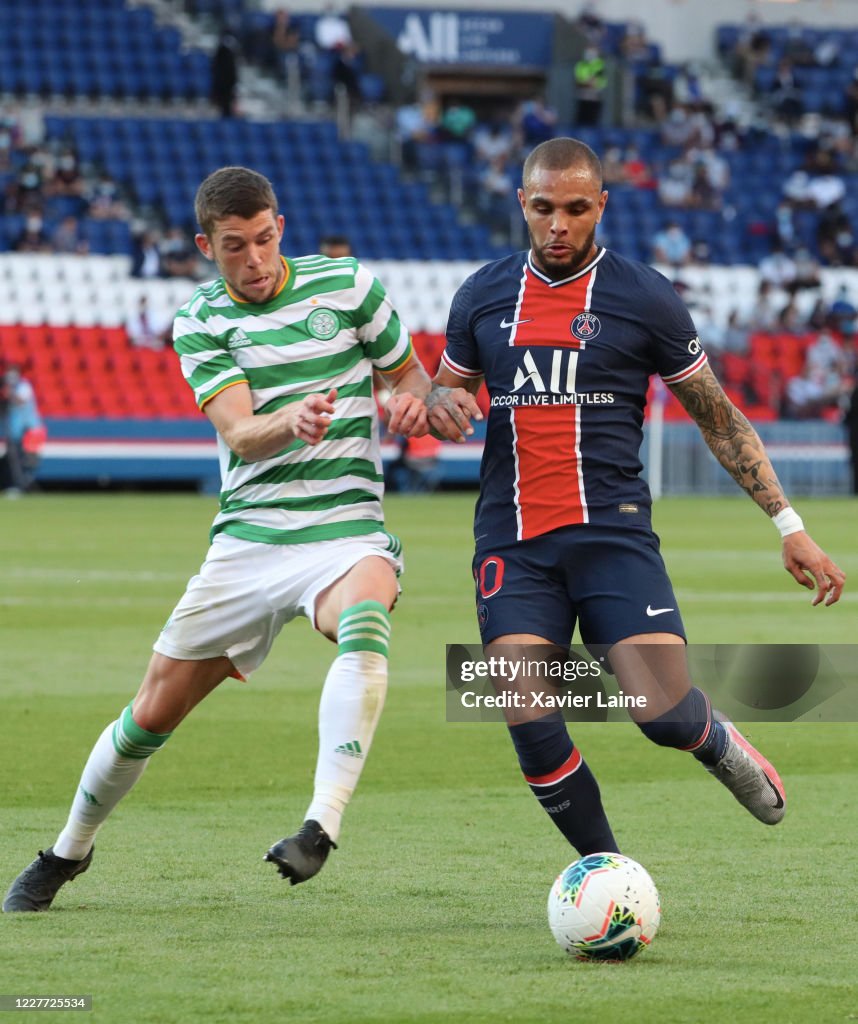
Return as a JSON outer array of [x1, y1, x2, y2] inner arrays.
[[153, 531, 403, 679]]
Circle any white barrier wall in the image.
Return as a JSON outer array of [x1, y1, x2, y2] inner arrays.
[[1, 254, 857, 334]]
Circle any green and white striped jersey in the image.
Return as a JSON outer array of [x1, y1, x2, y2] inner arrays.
[[173, 255, 413, 545]]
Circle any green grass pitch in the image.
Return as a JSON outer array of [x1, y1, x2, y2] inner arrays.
[[1, 493, 856, 1024]]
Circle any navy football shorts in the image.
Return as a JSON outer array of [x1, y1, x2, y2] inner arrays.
[[472, 525, 685, 649]]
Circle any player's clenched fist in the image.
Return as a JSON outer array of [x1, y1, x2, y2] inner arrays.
[[289, 388, 337, 445]]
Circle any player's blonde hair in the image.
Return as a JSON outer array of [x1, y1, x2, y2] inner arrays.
[[194, 166, 278, 237]]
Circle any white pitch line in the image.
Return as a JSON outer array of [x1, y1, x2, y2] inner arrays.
[[674, 590, 852, 602], [1, 567, 192, 583]]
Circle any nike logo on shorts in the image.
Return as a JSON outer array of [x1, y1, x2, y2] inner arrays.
[[500, 316, 534, 329], [646, 605, 674, 616]]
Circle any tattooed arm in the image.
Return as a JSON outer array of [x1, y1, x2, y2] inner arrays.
[[669, 363, 845, 606], [670, 363, 787, 515]]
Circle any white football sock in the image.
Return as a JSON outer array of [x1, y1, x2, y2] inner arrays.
[[53, 707, 171, 861], [304, 650, 388, 843]]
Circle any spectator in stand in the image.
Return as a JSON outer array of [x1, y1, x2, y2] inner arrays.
[[734, 15, 772, 86], [783, 169, 845, 211], [319, 234, 352, 258], [774, 200, 797, 249], [805, 331, 846, 394], [47, 150, 85, 198], [687, 144, 730, 191], [759, 246, 797, 290], [160, 227, 200, 279], [829, 284, 857, 334], [438, 101, 477, 144], [131, 230, 163, 279], [211, 31, 240, 118], [7, 157, 46, 212], [776, 297, 807, 334], [687, 104, 717, 148], [657, 159, 692, 207], [807, 177, 847, 212], [639, 56, 674, 122], [769, 59, 803, 125], [790, 247, 822, 292], [689, 162, 720, 209], [601, 146, 627, 185], [396, 96, 439, 173], [782, 22, 816, 67], [0, 111, 21, 172], [660, 105, 695, 148], [272, 9, 302, 85], [478, 156, 515, 234], [672, 64, 703, 107], [86, 173, 129, 220], [712, 107, 744, 151], [651, 220, 691, 267], [846, 68, 858, 135], [749, 280, 780, 332], [13, 212, 51, 253], [515, 97, 557, 149], [623, 145, 656, 189], [573, 46, 607, 127], [1, 365, 42, 496], [817, 205, 857, 267], [126, 295, 172, 351], [621, 21, 650, 62], [784, 367, 829, 419], [51, 215, 89, 255], [804, 143, 841, 177], [722, 310, 750, 355], [807, 296, 829, 332], [574, 3, 606, 48], [314, 4, 361, 101], [690, 239, 713, 266], [473, 121, 513, 166], [315, 3, 352, 50]]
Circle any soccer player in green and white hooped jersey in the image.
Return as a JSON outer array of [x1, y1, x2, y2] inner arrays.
[[3, 166, 432, 912]]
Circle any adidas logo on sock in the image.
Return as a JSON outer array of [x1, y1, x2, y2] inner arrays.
[[334, 740, 364, 758]]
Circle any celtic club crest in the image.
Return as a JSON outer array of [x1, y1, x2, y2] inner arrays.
[[307, 308, 340, 340]]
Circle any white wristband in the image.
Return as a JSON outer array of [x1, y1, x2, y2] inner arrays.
[[773, 507, 804, 538]]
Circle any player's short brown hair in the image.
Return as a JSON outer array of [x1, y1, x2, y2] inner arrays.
[[194, 166, 278, 237], [522, 138, 603, 190]]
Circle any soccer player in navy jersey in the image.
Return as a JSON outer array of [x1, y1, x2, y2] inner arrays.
[[427, 137, 845, 855]]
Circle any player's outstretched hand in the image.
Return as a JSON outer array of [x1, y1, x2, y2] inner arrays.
[[386, 393, 428, 438], [426, 387, 483, 444], [782, 531, 846, 606], [291, 388, 336, 446]]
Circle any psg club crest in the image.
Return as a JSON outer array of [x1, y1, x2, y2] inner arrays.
[[571, 312, 600, 341]]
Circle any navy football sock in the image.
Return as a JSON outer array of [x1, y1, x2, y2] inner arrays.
[[509, 713, 620, 856], [636, 686, 727, 765]]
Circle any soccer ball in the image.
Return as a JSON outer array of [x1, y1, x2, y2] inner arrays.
[[547, 852, 661, 961]]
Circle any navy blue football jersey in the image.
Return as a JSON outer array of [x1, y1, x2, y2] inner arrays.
[[443, 248, 706, 544]]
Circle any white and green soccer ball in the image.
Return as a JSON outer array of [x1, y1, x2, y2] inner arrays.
[[547, 853, 661, 961]]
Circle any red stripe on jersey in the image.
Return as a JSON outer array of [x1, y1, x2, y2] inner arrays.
[[524, 746, 582, 786], [661, 351, 708, 384], [513, 404, 587, 539], [441, 350, 483, 378], [511, 267, 593, 349]]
